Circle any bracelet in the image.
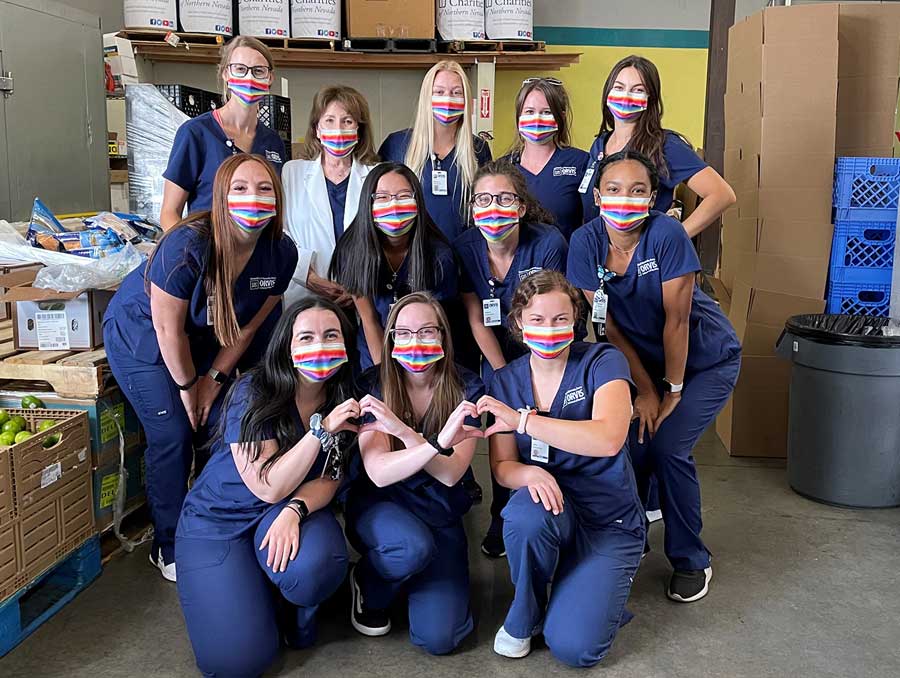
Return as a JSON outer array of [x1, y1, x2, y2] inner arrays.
[[426, 433, 454, 457], [517, 407, 535, 435], [175, 374, 199, 391]]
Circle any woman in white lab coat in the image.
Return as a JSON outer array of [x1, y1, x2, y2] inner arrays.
[[282, 85, 380, 308]]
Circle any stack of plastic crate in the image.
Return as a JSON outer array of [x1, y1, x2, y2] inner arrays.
[[827, 158, 900, 316]]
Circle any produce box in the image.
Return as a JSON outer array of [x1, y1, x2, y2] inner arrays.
[[0, 265, 42, 322], [345, 0, 435, 39], [92, 445, 145, 533]]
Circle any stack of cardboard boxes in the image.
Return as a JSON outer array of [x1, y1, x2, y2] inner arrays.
[[718, 3, 900, 458]]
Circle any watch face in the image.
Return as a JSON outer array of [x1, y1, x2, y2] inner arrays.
[[310, 413, 322, 431]]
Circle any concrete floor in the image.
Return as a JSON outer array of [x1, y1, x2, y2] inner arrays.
[[3, 430, 899, 678]]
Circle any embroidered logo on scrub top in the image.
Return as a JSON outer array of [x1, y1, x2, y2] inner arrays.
[[562, 386, 585, 408], [250, 277, 277, 291], [265, 150, 283, 164], [637, 258, 660, 277], [518, 266, 542, 281], [553, 167, 577, 177]]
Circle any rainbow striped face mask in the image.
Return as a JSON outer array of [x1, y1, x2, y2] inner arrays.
[[473, 203, 520, 243], [522, 324, 575, 360], [373, 198, 418, 237], [606, 90, 649, 121], [227, 194, 277, 232], [320, 128, 359, 158], [227, 74, 270, 106], [292, 342, 348, 382], [391, 338, 445, 373], [518, 112, 558, 144], [599, 195, 651, 232], [432, 95, 466, 126]]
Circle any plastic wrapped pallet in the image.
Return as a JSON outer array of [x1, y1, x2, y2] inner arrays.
[[179, 0, 234, 35], [437, 0, 485, 41], [238, 0, 290, 38], [124, 0, 177, 30], [291, 0, 341, 39], [485, 0, 533, 40], [126, 85, 190, 222]]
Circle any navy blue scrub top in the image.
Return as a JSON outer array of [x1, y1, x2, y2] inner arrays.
[[500, 146, 592, 241], [353, 364, 484, 527], [177, 376, 327, 540], [454, 221, 568, 361], [584, 130, 707, 220], [163, 111, 287, 214], [326, 175, 350, 242], [103, 224, 298, 375], [378, 129, 492, 242], [356, 238, 459, 370], [567, 211, 740, 379], [488, 342, 643, 532]]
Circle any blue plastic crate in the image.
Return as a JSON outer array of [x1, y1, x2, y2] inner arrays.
[[828, 219, 896, 284], [826, 280, 893, 317], [833, 157, 900, 222]]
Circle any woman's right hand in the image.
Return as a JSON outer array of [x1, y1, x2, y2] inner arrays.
[[358, 395, 413, 440], [307, 271, 353, 306], [180, 383, 200, 432], [524, 465, 565, 515], [633, 389, 660, 444], [322, 398, 361, 434]]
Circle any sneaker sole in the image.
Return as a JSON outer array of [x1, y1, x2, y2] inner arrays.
[[667, 566, 712, 603], [493, 638, 531, 659], [149, 552, 176, 583], [481, 545, 507, 558], [350, 569, 391, 637]]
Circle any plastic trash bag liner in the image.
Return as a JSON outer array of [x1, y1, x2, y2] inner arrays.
[[785, 314, 900, 346]]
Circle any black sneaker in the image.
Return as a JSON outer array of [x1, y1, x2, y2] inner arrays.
[[667, 566, 712, 603], [350, 565, 391, 636], [462, 475, 483, 504], [481, 518, 506, 558]]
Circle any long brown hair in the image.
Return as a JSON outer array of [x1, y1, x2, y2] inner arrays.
[[472, 160, 555, 226], [507, 270, 584, 344], [379, 292, 464, 441], [298, 85, 379, 164], [146, 153, 285, 347], [598, 55, 675, 178], [218, 36, 274, 102], [508, 78, 573, 157]]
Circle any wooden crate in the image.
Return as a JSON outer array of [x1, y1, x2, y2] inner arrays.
[[118, 29, 226, 47]]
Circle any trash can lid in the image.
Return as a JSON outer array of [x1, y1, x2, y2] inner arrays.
[[785, 314, 900, 347]]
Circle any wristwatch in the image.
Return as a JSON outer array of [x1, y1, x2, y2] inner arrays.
[[207, 367, 229, 385], [176, 374, 199, 391], [662, 378, 684, 394], [426, 433, 454, 457], [287, 498, 309, 522], [517, 408, 535, 434]]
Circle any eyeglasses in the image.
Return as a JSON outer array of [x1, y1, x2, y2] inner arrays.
[[391, 326, 442, 345], [372, 191, 415, 205], [522, 77, 563, 87], [227, 63, 272, 79], [472, 192, 520, 208]]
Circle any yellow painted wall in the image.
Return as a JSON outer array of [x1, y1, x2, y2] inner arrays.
[[492, 45, 709, 156]]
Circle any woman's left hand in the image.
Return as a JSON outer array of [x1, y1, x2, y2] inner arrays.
[[653, 392, 682, 432], [358, 395, 413, 440], [196, 375, 223, 428], [259, 505, 301, 573], [437, 400, 483, 449], [477, 395, 520, 437]]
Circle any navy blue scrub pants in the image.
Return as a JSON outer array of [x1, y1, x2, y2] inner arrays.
[[628, 355, 741, 571], [345, 500, 473, 655], [501, 488, 643, 668], [176, 506, 348, 677]]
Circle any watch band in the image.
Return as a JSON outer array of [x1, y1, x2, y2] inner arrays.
[[663, 378, 684, 394], [517, 408, 535, 435], [176, 374, 199, 391], [287, 498, 309, 522], [207, 367, 229, 385], [426, 433, 454, 457]]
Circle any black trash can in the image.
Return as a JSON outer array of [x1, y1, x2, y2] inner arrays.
[[776, 314, 900, 508]]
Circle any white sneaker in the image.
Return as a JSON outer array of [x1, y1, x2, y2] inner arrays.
[[493, 626, 531, 658], [149, 549, 177, 582]]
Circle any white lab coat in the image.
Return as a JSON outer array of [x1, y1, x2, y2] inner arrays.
[[281, 156, 375, 308]]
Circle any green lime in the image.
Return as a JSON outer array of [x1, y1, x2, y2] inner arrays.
[[0, 410, 9, 427], [2, 420, 22, 435], [0, 432, 15, 446], [14, 431, 32, 444], [36, 420, 56, 433], [21, 396, 44, 410], [42, 433, 61, 448]]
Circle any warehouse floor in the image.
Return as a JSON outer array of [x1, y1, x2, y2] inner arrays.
[[3, 431, 899, 678]]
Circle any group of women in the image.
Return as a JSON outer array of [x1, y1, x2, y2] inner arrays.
[[102, 34, 741, 676]]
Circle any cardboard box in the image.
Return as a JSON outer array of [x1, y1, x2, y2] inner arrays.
[[345, 0, 435, 39], [92, 445, 145, 533], [0, 264, 42, 322], [734, 250, 828, 300], [728, 282, 825, 357]]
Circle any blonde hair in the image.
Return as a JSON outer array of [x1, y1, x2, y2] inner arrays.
[[218, 36, 275, 102], [298, 85, 380, 164], [404, 61, 478, 210]]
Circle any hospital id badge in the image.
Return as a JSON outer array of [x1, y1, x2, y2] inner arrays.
[[578, 163, 596, 194], [592, 287, 608, 335], [530, 437, 550, 463], [432, 170, 448, 196], [207, 295, 215, 326], [482, 298, 501, 327]]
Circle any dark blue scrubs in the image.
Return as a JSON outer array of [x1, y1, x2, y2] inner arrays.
[[326, 175, 349, 242], [346, 365, 483, 655], [378, 129, 492, 242], [163, 111, 286, 214], [175, 376, 348, 676], [102, 224, 297, 566], [500, 146, 592, 240], [488, 342, 644, 667], [583, 130, 707, 220], [567, 212, 741, 571]]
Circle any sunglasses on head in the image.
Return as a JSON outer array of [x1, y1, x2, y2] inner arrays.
[[522, 77, 563, 87]]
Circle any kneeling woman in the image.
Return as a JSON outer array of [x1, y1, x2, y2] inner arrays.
[[346, 292, 483, 655], [175, 298, 358, 677], [478, 271, 644, 668]]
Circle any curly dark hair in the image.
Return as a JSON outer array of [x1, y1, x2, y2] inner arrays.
[[472, 159, 557, 226]]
